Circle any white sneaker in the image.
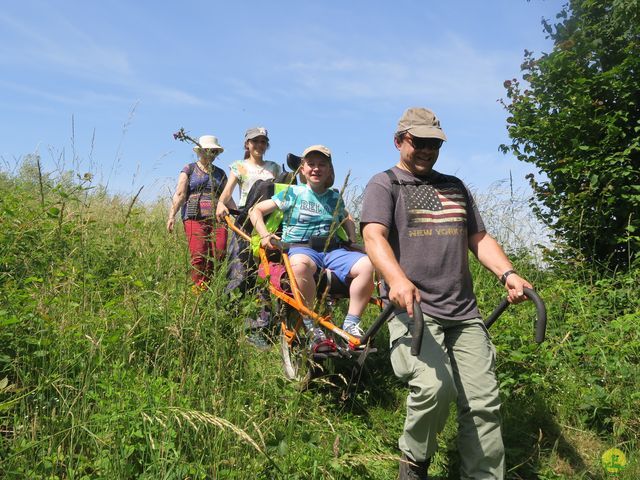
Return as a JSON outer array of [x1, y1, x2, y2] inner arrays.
[[343, 323, 366, 350], [343, 323, 365, 338]]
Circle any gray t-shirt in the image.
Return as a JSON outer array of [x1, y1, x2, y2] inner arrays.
[[361, 167, 485, 320]]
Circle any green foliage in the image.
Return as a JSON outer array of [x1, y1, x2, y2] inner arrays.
[[471, 257, 640, 478], [501, 0, 640, 269], [1, 162, 638, 478]]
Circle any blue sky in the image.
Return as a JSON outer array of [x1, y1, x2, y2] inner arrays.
[[0, 0, 564, 202]]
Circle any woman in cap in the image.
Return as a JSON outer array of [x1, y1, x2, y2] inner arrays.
[[215, 128, 282, 347], [167, 135, 231, 291], [216, 127, 281, 218]]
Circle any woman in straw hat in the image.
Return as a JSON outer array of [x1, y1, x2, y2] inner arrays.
[[167, 134, 232, 291]]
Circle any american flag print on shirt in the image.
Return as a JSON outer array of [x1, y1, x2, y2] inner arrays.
[[405, 183, 467, 227]]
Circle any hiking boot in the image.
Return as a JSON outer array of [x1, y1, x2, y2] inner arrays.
[[309, 328, 337, 353], [398, 453, 430, 480], [246, 329, 271, 351], [343, 323, 366, 350]]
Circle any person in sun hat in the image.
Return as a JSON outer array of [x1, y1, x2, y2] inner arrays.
[[215, 127, 282, 348], [249, 145, 375, 353], [167, 134, 231, 292], [360, 107, 533, 479]]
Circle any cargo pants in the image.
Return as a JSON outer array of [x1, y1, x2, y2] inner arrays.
[[389, 312, 504, 480]]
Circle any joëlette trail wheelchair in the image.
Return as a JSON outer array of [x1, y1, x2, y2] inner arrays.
[[223, 156, 547, 386]]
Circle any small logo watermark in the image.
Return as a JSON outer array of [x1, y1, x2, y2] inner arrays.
[[601, 448, 627, 475]]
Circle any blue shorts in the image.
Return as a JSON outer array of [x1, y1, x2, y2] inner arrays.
[[288, 247, 366, 284]]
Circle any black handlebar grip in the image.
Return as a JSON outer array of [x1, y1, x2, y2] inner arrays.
[[358, 303, 396, 346], [484, 298, 510, 329], [484, 287, 547, 344], [270, 238, 283, 250], [362, 301, 423, 355], [524, 287, 547, 343], [410, 301, 423, 356]]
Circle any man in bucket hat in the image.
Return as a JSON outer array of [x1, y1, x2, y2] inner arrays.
[[360, 107, 533, 479]]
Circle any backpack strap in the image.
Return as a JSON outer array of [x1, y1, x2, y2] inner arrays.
[[384, 168, 401, 211], [184, 163, 196, 195], [211, 166, 226, 197]]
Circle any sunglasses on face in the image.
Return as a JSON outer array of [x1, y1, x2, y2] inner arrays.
[[405, 135, 444, 151]]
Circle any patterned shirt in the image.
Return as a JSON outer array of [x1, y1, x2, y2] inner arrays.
[[180, 162, 227, 221], [361, 167, 485, 320], [230, 160, 281, 207], [272, 184, 347, 243]]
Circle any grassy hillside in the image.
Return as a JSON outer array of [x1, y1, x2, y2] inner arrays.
[[1, 164, 638, 479]]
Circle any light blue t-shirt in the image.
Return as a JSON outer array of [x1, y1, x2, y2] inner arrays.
[[272, 184, 347, 243]]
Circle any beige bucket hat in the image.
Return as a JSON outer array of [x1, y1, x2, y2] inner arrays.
[[193, 135, 224, 152]]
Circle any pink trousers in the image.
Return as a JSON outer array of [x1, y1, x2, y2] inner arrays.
[[183, 219, 228, 286]]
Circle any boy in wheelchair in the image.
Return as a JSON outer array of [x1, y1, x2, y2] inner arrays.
[[249, 145, 375, 353]]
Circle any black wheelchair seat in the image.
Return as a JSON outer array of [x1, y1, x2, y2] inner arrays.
[[316, 268, 351, 298]]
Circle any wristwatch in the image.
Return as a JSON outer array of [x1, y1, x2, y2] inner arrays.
[[500, 269, 516, 285]]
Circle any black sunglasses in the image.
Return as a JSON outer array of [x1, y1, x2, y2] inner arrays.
[[404, 135, 444, 150]]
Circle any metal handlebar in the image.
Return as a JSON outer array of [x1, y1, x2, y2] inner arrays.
[[360, 300, 424, 357], [484, 287, 547, 343]]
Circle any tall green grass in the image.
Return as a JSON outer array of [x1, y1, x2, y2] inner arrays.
[[1, 159, 638, 479]]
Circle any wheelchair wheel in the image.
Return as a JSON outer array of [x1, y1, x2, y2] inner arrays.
[[277, 304, 319, 387]]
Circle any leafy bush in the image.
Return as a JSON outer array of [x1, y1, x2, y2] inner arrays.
[[501, 0, 640, 269]]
